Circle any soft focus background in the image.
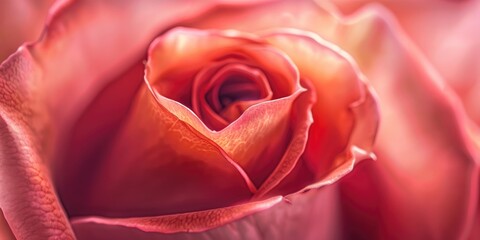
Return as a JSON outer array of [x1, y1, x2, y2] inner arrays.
[[0, 0, 56, 61]]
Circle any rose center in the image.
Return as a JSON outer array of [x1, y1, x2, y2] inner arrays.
[[192, 62, 273, 130]]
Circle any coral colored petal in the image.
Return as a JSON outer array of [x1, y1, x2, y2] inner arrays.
[[71, 187, 341, 240], [254, 85, 315, 197], [0, 51, 75, 239], [71, 196, 282, 234], [56, 61, 146, 218], [261, 30, 378, 194], [0, 209, 15, 240], [66, 84, 256, 217], [25, 0, 225, 171], [146, 28, 298, 105]]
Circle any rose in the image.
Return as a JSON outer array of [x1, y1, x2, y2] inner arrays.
[[0, 0, 380, 238], [0, 1, 479, 240]]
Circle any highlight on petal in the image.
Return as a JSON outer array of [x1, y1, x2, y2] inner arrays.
[[0, 50, 75, 239], [329, 5, 480, 240], [71, 196, 282, 234], [64, 84, 257, 217]]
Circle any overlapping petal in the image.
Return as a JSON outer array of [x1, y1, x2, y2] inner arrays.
[[333, 5, 480, 239], [145, 28, 311, 187], [255, 29, 378, 197]]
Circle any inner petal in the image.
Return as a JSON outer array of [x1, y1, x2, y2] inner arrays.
[[145, 28, 308, 189], [193, 62, 272, 130]]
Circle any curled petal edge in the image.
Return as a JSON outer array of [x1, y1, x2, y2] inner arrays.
[[70, 196, 283, 233]]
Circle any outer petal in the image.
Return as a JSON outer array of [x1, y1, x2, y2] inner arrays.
[[0, 50, 75, 239], [71, 186, 341, 240], [331, 0, 480, 125], [32, 0, 221, 170], [71, 196, 282, 234], [333, 5, 480, 240]]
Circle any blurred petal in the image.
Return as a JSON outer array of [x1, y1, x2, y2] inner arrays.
[[331, 0, 480, 125], [71, 196, 282, 234], [189, 1, 480, 238], [0, 0, 55, 62]]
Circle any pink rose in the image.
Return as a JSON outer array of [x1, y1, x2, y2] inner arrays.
[[1, 1, 479, 240]]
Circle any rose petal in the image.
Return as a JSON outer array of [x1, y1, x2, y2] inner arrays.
[[0, 50, 75, 239], [146, 28, 298, 106], [71, 186, 340, 240], [255, 29, 378, 196], [192, 62, 273, 130], [66, 84, 257, 217], [252, 80, 316, 198], [55, 60, 146, 218], [331, 0, 480, 125], [32, 0, 222, 170], [331, 5, 480, 239]]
